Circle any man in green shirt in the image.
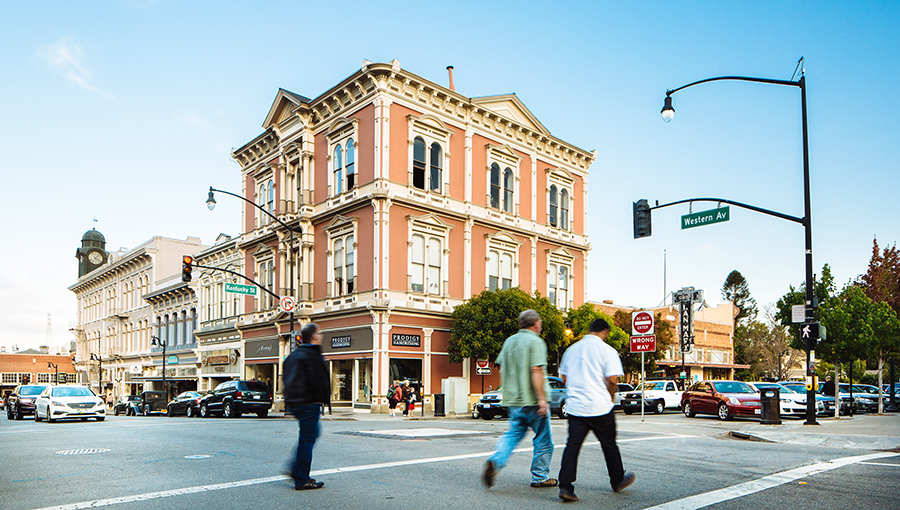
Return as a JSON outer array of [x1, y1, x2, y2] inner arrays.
[[482, 310, 556, 489]]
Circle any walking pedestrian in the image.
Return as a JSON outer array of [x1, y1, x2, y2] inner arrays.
[[557, 318, 635, 502], [401, 380, 412, 416], [388, 380, 401, 417], [482, 309, 556, 489], [283, 323, 331, 490]]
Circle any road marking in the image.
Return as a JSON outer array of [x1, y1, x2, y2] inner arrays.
[[643, 452, 899, 510], [29, 434, 694, 510], [858, 461, 900, 467]]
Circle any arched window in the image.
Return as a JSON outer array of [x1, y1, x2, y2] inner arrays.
[[560, 189, 569, 230], [267, 180, 275, 217], [333, 145, 343, 195], [503, 168, 514, 213], [412, 137, 426, 190], [430, 142, 442, 192], [549, 185, 558, 227], [500, 252, 513, 290], [181, 310, 188, 345], [490, 163, 500, 209], [258, 183, 266, 226], [346, 139, 355, 190]]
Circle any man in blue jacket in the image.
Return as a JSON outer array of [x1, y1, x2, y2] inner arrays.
[[283, 323, 331, 490]]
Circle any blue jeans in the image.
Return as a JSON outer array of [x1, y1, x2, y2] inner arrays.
[[488, 406, 553, 483], [289, 403, 321, 484]]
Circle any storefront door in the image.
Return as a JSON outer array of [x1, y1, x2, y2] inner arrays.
[[332, 360, 353, 402]]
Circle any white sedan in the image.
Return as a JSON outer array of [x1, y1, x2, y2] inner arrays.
[[34, 385, 106, 423], [748, 382, 823, 417]]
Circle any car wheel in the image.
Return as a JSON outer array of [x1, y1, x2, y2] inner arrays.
[[655, 400, 665, 415], [6, 407, 12, 420], [683, 401, 695, 417], [48, 413, 56, 423], [223, 402, 234, 418], [558, 400, 569, 419], [257, 409, 268, 418], [114, 408, 119, 416], [717, 403, 731, 421], [143, 405, 150, 416], [481, 411, 493, 420], [15, 407, 23, 420], [200, 404, 209, 418], [623, 408, 634, 415], [35, 410, 43, 422], [186, 406, 194, 418]]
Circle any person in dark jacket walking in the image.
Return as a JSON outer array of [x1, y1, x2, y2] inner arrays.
[[283, 323, 331, 490]]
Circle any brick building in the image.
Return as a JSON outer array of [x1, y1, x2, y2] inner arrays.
[[1, 351, 77, 401]]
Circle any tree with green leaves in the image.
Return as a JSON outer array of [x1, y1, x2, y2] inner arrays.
[[447, 288, 564, 368], [737, 307, 804, 381], [722, 270, 758, 329]]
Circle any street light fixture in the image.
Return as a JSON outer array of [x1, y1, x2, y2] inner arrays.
[[48, 362, 58, 385], [207, 186, 299, 347], [661, 58, 817, 425], [151, 336, 167, 398]]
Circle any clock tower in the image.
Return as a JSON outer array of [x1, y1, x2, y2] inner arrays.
[[76, 228, 108, 278]]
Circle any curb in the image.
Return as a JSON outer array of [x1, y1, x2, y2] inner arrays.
[[729, 430, 776, 443]]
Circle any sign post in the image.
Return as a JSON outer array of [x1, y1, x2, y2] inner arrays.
[[632, 311, 656, 422]]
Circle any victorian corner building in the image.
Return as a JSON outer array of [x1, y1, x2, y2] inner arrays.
[[69, 61, 595, 412]]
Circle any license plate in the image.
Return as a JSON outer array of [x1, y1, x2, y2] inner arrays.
[[624, 401, 634, 405], [483, 403, 491, 408], [253, 395, 260, 399], [77, 409, 85, 413], [754, 409, 761, 414]]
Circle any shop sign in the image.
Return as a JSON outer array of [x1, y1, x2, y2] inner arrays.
[[246, 339, 279, 359], [207, 355, 230, 365], [392, 333, 421, 347], [332, 335, 351, 348]]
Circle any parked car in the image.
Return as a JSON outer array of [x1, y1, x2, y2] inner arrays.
[[613, 383, 635, 409], [472, 376, 570, 420], [6, 384, 51, 420], [199, 380, 272, 418], [818, 382, 858, 415], [112, 395, 140, 416], [747, 382, 824, 417], [851, 384, 881, 413], [681, 380, 761, 421], [34, 385, 106, 422], [136, 391, 169, 416], [621, 380, 681, 415], [167, 391, 203, 417], [778, 381, 844, 415]]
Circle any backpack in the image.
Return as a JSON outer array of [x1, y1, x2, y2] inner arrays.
[[387, 387, 395, 399]]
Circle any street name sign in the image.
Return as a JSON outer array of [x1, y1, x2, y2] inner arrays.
[[631, 311, 655, 336], [682, 207, 730, 230], [630, 335, 657, 353], [225, 283, 257, 296]]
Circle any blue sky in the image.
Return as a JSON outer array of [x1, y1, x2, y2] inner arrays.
[[2, 1, 898, 350]]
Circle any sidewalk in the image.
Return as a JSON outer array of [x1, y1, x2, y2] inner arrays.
[[729, 412, 900, 451]]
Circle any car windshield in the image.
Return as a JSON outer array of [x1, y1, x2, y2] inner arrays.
[[240, 382, 269, 392], [20, 386, 46, 396], [852, 385, 878, 394], [52, 387, 94, 397], [712, 381, 754, 394], [639, 382, 667, 391], [755, 383, 797, 394]]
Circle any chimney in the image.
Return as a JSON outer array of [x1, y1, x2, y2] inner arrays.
[[446, 66, 455, 91]]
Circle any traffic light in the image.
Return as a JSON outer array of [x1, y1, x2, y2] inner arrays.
[[22, 374, 30, 384], [182, 255, 193, 283], [633, 199, 652, 239]]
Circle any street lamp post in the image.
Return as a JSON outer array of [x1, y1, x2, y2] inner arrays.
[[151, 336, 167, 398], [48, 362, 58, 385], [89, 353, 102, 393], [661, 59, 818, 425], [207, 187, 299, 348]]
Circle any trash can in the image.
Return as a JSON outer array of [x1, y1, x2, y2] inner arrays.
[[759, 388, 781, 425], [434, 393, 446, 417]]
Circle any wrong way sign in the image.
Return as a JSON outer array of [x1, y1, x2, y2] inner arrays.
[[630, 335, 657, 353]]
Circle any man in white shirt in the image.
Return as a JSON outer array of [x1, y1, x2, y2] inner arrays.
[[557, 318, 635, 502]]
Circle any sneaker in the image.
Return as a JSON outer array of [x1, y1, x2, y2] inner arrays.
[[482, 460, 496, 488], [613, 472, 636, 493], [531, 478, 559, 488], [295, 479, 324, 490], [559, 488, 579, 502]]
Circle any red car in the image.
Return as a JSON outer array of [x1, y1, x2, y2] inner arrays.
[[681, 380, 761, 421]]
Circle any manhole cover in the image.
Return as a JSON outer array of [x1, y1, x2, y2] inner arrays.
[[56, 448, 111, 455], [183, 455, 212, 460]]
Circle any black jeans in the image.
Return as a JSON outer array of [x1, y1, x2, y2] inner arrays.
[[558, 410, 625, 492]]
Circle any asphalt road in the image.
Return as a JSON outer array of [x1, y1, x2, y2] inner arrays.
[[1, 410, 898, 510]]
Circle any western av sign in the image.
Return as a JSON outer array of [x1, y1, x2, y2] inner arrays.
[[682, 207, 730, 229]]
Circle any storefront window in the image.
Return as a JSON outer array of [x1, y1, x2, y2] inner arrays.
[[357, 359, 372, 404], [389, 358, 423, 397], [332, 360, 353, 401]]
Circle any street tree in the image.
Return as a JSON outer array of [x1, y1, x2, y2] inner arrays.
[[737, 307, 803, 381], [447, 287, 564, 367], [722, 270, 758, 329], [857, 238, 900, 411]]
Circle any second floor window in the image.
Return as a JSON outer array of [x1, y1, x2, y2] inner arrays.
[[412, 137, 443, 192], [548, 263, 569, 310], [488, 250, 514, 291], [332, 138, 355, 195], [490, 164, 514, 212], [411, 234, 442, 294], [332, 235, 355, 296]]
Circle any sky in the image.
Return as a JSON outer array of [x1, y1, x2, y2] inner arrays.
[[1, 1, 898, 351]]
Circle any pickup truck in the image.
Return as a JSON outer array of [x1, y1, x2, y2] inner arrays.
[[621, 380, 683, 414]]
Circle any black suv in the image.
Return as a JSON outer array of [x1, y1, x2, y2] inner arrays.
[[6, 384, 51, 420], [199, 380, 272, 418]]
